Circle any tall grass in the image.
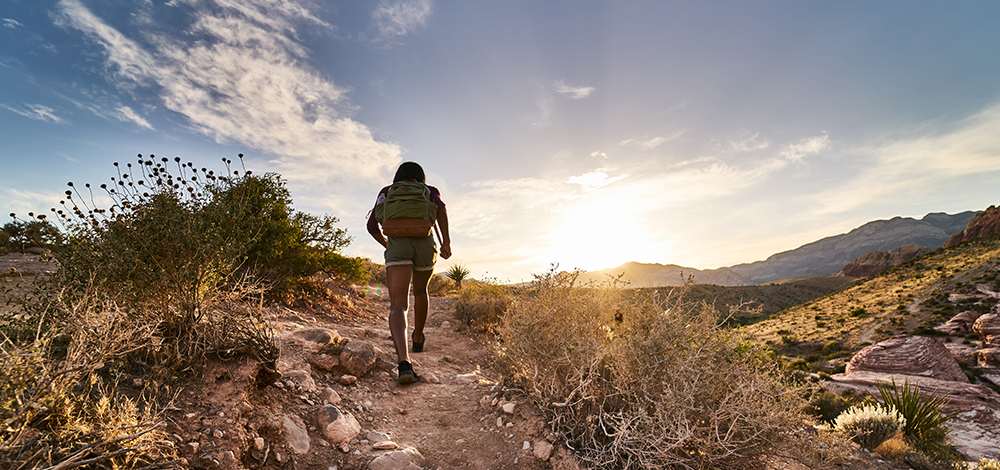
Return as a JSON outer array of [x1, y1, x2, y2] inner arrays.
[[492, 269, 809, 469]]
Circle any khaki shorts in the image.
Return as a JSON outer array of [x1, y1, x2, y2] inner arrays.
[[384, 236, 437, 271]]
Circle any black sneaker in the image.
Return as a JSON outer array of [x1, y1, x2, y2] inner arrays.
[[398, 360, 418, 385]]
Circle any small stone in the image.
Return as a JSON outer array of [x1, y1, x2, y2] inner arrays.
[[441, 321, 451, 329], [185, 413, 196, 419], [457, 372, 478, 384], [320, 387, 342, 405], [187, 441, 200, 453], [523, 441, 531, 450], [339, 442, 350, 453], [339, 375, 358, 385], [533, 440, 554, 461], [372, 440, 399, 450], [133, 378, 144, 387], [443, 355, 454, 362], [497, 417, 503, 427], [368, 431, 391, 443], [213, 429, 224, 439], [421, 372, 441, 383], [254, 437, 265, 451], [502, 403, 515, 414]]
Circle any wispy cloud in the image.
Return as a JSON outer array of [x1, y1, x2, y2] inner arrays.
[[554, 80, 595, 99], [781, 133, 828, 161], [815, 104, 1000, 214], [725, 130, 771, 153], [1, 103, 63, 123], [114, 105, 154, 130], [53, 0, 401, 185], [3, 18, 23, 29], [372, 0, 432, 46]]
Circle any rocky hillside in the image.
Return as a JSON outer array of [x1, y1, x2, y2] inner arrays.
[[836, 243, 932, 277], [947, 205, 1000, 247], [746, 232, 1000, 461], [581, 211, 977, 287]]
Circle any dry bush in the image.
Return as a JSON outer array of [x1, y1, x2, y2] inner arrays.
[[1, 301, 181, 469], [453, 279, 512, 332], [493, 269, 809, 469], [875, 435, 912, 459], [428, 274, 456, 297]]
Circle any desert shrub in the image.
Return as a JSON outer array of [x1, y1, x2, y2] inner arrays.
[[805, 388, 863, 424], [0, 302, 182, 468], [874, 434, 911, 459], [493, 269, 809, 469], [362, 258, 388, 285], [453, 279, 512, 332], [833, 403, 905, 450], [427, 274, 456, 296], [979, 458, 1000, 470], [0, 218, 64, 251]]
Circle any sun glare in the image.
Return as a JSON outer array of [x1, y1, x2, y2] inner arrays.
[[532, 189, 670, 272]]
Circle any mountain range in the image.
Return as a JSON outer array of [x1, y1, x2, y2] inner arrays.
[[579, 211, 979, 287]]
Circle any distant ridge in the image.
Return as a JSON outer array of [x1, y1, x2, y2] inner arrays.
[[579, 211, 978, 287]]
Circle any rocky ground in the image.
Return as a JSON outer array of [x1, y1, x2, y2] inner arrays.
[[0, 252, 966, 469]]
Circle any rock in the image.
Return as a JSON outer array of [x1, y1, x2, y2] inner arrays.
[[281, 328, 343, 353], [367, 329, 392, 339], [339, 375, 358, 386], [838, 244, 932, 277], [502, 403, 516, 414], [946, 205, 1000, 247], [372, 440, 399, 450], [320, 387, 342, 405], [441, 321, 452, 329], [533, 440, 554, 460], [551, 447, 582, 470], [316, 405, 361, 444], [974, 314, 1000, 344], [347, 327, 367, 338], [368, 446, 425, 470], [978, 348, 1000, 368], [281, 414, 310, 454], [846, 335, 968, 382], [340, 340, 377, 376], [456, 372, 479, 384], [367, 431, 391, 443], [935, 310, 983, 336], [308, 353, 340, 371], [283, 369, 317, 392], [254, 437, 265, 451], [421, 372, 441, 384]]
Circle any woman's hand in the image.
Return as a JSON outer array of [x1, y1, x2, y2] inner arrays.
[[440, 242, 452, 259]]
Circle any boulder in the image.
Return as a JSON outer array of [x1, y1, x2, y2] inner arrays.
[[316, 405, 360, 444], [846, 335, 967, 382], [339, 340, 376, 376], [978, 348, 1000, 368], [935, 310, 983, 336]]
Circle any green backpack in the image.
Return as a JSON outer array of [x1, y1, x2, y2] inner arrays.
[[375, 181, 438, 237]]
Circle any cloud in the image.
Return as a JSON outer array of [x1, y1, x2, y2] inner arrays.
[[726, 130, 770, 153], [0, 187, 66, 218], [1, 103, 63, 123], [780, 133, 829, 161], [814, 103, 1000, 214], [567, 171, 626, 190], [114, 105, 154, 130], [620, 136, 666, 150], [53, 0, 401, 185], [554, 80, 595, 99], [372, 0, 432, 45], [3, 18, 23, 29]]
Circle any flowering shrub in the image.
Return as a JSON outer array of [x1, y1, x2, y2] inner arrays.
[[834, 403, 905, 450]]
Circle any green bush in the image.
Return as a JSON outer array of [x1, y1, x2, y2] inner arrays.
[[453, 279, 512, 332], [833, 403, 905, 450], [805, 389, 863, 424], [0, 218, 64, 251], [493, 269, 808, 469]]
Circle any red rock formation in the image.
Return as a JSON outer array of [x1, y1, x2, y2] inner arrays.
[[935, 310, 983, 336], [946, 205, 1000, 247], [837, 244, 931, 277], [846, 335, 968, 382], [974, 313, 1000, 346]]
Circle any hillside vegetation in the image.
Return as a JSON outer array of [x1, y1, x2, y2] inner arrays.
[[747, 233, 1000, 357]]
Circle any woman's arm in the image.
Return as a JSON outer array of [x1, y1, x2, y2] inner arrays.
[[437, 205, 451, 259], [367, 207, 387, 248]]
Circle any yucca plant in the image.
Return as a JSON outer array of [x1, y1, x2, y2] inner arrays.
[[444, 263, 471, 289], [877, 378, 954, 444]]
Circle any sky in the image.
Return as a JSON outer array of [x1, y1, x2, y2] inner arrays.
[[3, 1, 1000, 283]]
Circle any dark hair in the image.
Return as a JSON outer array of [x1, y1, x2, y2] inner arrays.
[[393, 161, 426, 183]]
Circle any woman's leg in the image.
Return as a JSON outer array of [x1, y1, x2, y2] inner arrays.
[[411, 269, 434, 346], [386, 264, 414, 363]]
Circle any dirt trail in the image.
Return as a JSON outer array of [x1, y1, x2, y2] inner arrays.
[[356, 295, 547, 469]]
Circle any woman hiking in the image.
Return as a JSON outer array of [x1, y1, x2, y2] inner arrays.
[[367, 162, 452, 385]]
